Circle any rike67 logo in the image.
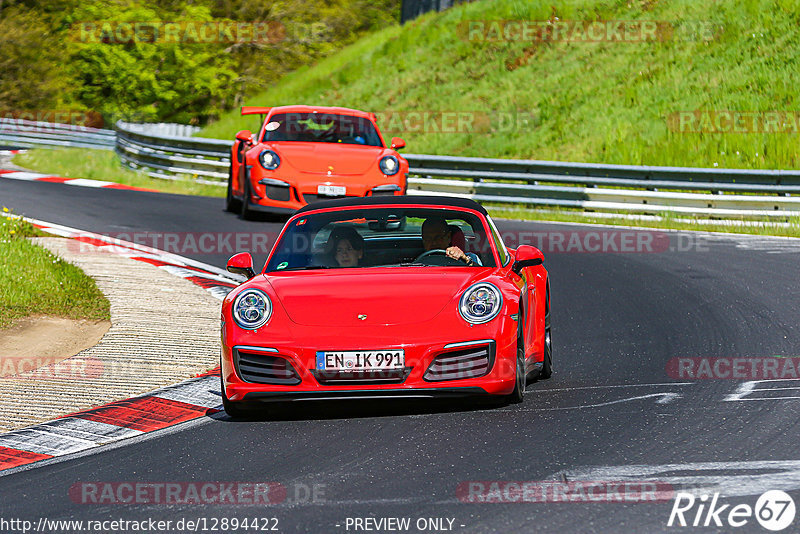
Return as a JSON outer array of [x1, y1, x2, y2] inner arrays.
[[668, 490, 796, 531]]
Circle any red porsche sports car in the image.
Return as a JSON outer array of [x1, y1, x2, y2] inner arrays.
[[227, 105, 409, 219], [220, 196, 551, 416]]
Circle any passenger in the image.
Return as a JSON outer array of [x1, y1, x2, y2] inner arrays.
[[420, 217, 480, 266], [326, 227, 365, 267]]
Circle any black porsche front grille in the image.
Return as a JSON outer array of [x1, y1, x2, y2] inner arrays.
[[423, 343, 495, 382], [235, 349, 301, 385], [312, 368, 411, 385], [265, 185, 291, 201], [302, 193, 348, 204]]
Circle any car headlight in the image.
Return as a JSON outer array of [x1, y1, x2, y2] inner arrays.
[[259, 150, 280, 170], [379, 155, 399, 176], [459, 283, 502, 324], [232, 289, 272, 329]]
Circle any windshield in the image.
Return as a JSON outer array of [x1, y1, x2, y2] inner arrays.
[[264, 207, 497, 272], [261, 112, 383, 147]]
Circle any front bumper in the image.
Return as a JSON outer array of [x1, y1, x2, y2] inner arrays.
[[221, 317, 519, 402], [242, 387, 489, 403], [246, 168, 406, 212]]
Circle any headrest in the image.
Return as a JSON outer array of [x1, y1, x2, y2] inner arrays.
[[448, 224, 466, 250]]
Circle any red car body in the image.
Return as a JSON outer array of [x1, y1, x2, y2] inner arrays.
[[227, 105, 409, 219], [219, 196, 551, 416]]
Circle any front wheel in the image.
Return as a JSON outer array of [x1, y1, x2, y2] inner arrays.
[[505, 321, 526, 404], [239, 177, 256, 220], [539, 311, 553, 379], [225, 168, 242, 213]]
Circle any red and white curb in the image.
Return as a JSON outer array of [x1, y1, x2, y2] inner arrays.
[[0, 149, 25, 156], [0, 169, 157, 192], [21, 215, 243, 300], [0, 216, 246, 474], [0, 372, 222, 472]]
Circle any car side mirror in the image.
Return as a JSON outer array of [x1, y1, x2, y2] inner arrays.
[[235, 130, 253, 143], [390, 137, 405, 150], [227, 252, 256, 279], [512, 245, 544, 274]]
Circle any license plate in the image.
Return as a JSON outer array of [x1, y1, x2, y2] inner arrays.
[[317, 184, 346, 196], [316, 350, 405, 371]]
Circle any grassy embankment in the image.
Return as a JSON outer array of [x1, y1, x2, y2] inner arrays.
[[15, 0, 800, 235], [0, 213, 110, 329], [200, 0, 800, 235]]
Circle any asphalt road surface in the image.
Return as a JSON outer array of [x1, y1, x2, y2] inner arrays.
[[2, 178, 800, 533]]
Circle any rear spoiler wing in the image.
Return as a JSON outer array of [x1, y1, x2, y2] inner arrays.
[[241, 106, 271, 116]]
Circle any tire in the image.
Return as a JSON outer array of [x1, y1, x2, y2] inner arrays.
[[221, 375, 249, 418], [540, 309, 553, 380], [505, 320, 526, 404], [225, 168, 242, 213], [239, 176, 256, 220]]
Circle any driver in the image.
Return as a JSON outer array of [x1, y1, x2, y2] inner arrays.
[[421, 217, 479, 266]]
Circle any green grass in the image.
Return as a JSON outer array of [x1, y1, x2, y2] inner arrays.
[[13, 0, 799, 239], [0, 213, 110, 329], [199, 0, 800, 171], [13, 148, 225, 198]]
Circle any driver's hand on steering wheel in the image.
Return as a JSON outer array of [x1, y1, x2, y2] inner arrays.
[[446, 246, 474, 265]]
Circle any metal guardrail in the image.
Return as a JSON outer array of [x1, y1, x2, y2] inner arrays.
[[115, 121, 230, 184], [3, 120, 799, 218], [0, 119, 116, 150], [112, 121, 800, 218]]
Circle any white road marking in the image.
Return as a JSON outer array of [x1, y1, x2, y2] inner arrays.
[[704, 234, 800, 254], [0, 418, 144, 456], [558, 460, 800, 497], [24, 418, 142, 443], [153, 376, 222, 409], [724, 379, 800, 401], [518, 392, 683, 411], [0, 171, 48, 180], [208, 286, 233, 300], [0, 431, 92, 456], [63, 178, 115, 187], [537, 382, 694, 392]]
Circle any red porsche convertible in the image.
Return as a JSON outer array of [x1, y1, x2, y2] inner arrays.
[[227, 105, 409, 219], [220, 196, 551, 416]]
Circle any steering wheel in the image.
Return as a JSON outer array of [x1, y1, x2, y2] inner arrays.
[[414, 249, 448, 262], [413, 249, 465, 266]]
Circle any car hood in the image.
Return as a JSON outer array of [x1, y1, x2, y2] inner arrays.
[[263, 269, 487, 327], [266, 142, 386, 175]]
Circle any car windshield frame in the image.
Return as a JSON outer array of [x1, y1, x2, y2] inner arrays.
[[263, 205, 500, 273], [260, 112, 384, 147]]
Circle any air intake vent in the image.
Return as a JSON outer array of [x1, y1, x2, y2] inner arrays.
[[235, 349, 301, 385], [312, 368, 410, 385], [265, 185, 290, 201], [302, 193, 349, 204], [423, 343, 495, 382]]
